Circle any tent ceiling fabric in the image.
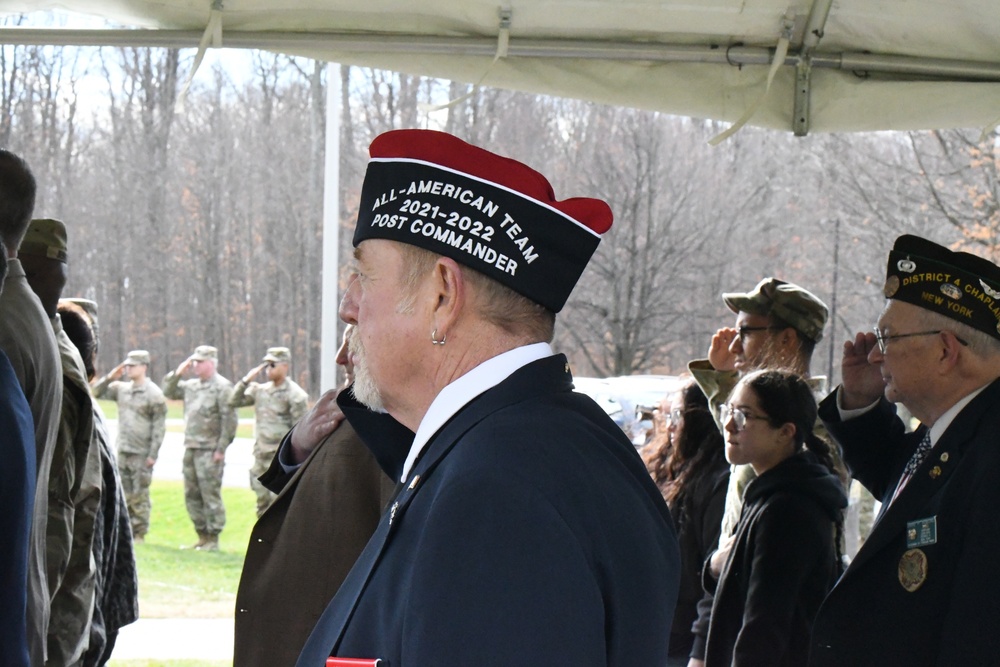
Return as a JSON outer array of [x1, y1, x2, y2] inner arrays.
[[3, 0, 999, 134]]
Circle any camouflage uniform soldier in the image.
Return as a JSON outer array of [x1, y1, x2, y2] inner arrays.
[[162, 345, 237, 552], [92, 350, 167, 542], [230, 347, 309, 517], [21, 218, 104, 665]]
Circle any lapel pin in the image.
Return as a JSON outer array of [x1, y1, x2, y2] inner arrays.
[[939, 452, 949, 463], [929, 466, 942, 479], [408, 474, 420, 490], [898, 548, 929, 592]]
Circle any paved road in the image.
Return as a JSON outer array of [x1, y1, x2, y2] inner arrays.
[[110, 618, 235, 662], [105, 419, 254, 664], [107, 418, 257, 488]]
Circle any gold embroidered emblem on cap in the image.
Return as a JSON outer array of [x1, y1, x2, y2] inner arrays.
[[898, 548, 929, 592]]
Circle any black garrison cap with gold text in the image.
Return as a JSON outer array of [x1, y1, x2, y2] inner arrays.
[[883, 234, 1000, 339], [353, 129, 613, 313]]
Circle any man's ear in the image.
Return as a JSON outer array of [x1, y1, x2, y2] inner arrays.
[[937, 330, 964, 372], [776, 326, 804, 357], [430, 256, 466, 336]]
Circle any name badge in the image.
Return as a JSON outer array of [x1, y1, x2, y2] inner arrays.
[[906, 516, 937, 548]]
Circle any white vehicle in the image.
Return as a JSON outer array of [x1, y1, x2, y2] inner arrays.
[[573, 374, 683, 447]]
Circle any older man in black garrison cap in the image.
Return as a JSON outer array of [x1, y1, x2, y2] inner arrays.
[[293, 129, 680, 666], [811, 234, 1000, 666]]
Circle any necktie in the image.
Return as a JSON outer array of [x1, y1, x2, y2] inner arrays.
[[889, 429, 933, 506]]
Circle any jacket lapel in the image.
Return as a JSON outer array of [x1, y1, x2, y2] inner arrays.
[[295, 355, 575, 665], [843, 379, 1000, 576]]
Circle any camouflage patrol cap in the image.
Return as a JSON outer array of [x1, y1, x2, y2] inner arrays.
[[123, 350, 150, 366], [722, 277, 829, 343], [190, 345, 218, 361], [262, 347, 291, 363], [20, 218, 68, 262]]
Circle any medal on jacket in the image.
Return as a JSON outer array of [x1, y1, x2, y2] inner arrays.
[[898, 548, 928, 592]]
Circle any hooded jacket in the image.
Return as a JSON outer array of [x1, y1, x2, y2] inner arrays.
[[704, 450, 847, 667]]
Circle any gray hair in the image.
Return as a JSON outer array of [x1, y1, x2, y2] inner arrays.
[[913, 306, 1000, 358], [396, 243, 555, 342]]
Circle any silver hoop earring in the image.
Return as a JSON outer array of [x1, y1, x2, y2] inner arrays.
[[431, 329, 447, 346]]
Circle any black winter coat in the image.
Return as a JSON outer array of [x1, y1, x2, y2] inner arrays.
[[704, 450, 847, 667], [668, 457, 729, 659], [810, 381, 1000, 666]]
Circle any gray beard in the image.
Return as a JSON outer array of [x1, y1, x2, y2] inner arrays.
[[350, 361, 385, 412], [348, 330, 385, 412]]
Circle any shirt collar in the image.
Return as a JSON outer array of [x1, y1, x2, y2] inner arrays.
[[927, 383, 990, 446], [400, 342, 553, 482]]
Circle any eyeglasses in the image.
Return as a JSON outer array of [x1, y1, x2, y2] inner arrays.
[[667, 408, 683, 423], [719, 403, 770, 431], [736, 325, 781, 343], [872, 327, 969, 354]]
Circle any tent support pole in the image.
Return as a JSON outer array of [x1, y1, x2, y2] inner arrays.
[[793, 59, 812, 136]]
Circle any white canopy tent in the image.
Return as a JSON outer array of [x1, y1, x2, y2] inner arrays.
[[3, 0, 999, 135], [3, 0, 999, 385]]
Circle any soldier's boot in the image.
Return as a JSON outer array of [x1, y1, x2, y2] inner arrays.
[[182, 533, 210, 550], [196, 534, 219, 552]]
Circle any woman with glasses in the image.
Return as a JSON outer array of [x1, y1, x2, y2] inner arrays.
[[642, 379, 729, 666], [703, 369, 847, 667]]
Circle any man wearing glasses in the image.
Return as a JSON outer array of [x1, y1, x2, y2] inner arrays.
[[689, 278, 831, 532], [809, 235, 1000, 665], [686, 277, 832, 666], [230, 347, 309, 517], [163, 345, 237, 551]]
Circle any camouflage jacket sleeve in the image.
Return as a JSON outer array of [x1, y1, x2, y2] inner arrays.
[[217, 378, 238, 452], [688, 358, 739, 431], [147, 391, 168, 461], [289, 382, 309, 425], [228, 379, 256, 408], [161, 370, 184, 400], [91, 374, 119, 400], [46, 380, 101, 665], [688, 358, 749, 543]]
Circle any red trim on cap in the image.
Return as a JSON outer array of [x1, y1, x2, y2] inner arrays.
[[369, 129, 612, 234]]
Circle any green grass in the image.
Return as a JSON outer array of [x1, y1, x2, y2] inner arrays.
[[103, 481, 254, 666], [133, 480, 256, 618]]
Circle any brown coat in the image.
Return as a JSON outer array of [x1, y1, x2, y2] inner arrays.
[[233, 421, 396, 667]]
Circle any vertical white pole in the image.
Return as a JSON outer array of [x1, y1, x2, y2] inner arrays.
[[320, 62, 342, 392]]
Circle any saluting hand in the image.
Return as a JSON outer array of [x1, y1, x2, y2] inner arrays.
[[177, 356, 194, 375], [243, 362, 268, 384], [288, 388, 346, 465], [840, 331, 885, 410], [707, 327, 739, 371]]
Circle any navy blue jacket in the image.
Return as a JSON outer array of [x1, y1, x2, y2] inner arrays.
[[296, 354, 681, 666], [0, 349, 35, 667], [810, 380, 1000, 666]]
